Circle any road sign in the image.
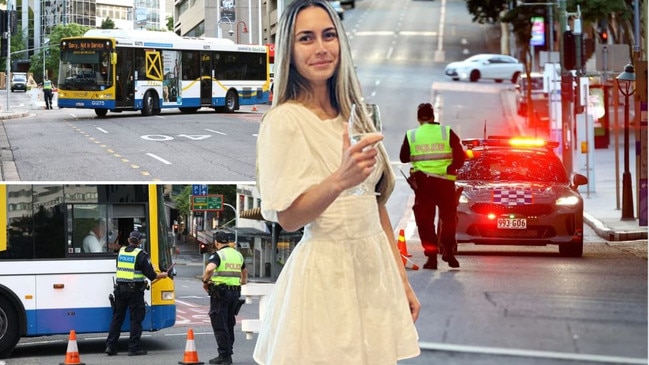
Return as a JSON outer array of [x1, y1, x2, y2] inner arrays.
[[191, 194, 223, 211], [192, 184, 208, 196]]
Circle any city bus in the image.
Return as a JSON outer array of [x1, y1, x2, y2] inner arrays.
[[0, 184, 176, 358], [57, 29, 270, 117]]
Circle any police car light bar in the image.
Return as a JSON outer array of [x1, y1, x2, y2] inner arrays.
[[461, 137, 559, 150]]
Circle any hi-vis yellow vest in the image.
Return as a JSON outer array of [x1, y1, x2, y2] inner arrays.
[[43, 80, 52, 90], [211, 247, 243, 286], [116, 247, 145, 283], [407, 124, 455, 181]]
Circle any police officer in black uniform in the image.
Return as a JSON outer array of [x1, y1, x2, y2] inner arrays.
[[400, 103, 465, 270], [105, 231, 168, 356], [202, 231, 248, 365]]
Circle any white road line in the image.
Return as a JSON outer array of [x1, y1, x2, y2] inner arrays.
[[205, 128, 227, 135], [96, 127, 108, 133], [146, 152, 172, 165], [419, 341, 648, 364], [175, 298, 201, 307]]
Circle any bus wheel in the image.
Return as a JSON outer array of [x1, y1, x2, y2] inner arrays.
[[222, 90, 238, 113], [141, 92, 154, 116], [0, 296, 19, 359], [95, 109, 108, 118]]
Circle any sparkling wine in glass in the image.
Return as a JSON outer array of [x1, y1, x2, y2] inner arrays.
[[346, 103, 382, 196]]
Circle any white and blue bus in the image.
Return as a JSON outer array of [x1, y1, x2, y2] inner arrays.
[[57, 29, 270, 117], [0, 184, 176, 358]]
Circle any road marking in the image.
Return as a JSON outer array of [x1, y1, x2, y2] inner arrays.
[[419, 341, 648, 364], [96, 127, 108, 133], [146, 153, 171, 165], [205, 128, 226, 135]]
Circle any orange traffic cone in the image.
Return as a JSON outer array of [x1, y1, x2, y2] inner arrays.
[[397, 229, 411, 257], [59, 330, 85, 365], [402, 254, 420, 270], [252, 105, 258, 112], [178, 328, 204, 364]]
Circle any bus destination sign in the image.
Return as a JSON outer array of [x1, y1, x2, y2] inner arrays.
[[66, 39, 110, 50]]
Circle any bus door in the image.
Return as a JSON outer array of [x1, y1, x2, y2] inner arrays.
[[200, 53, 212, 105], [116, 49, 135, 107]]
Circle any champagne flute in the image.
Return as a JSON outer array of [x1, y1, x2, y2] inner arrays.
[[346, 103, 382, 196], [348, 103, 382, 145]]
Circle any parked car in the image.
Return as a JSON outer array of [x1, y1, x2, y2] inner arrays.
[[455, 136, 588, 257], [10, 73, 27, 92], [445, 54, 523, 83], [328, 0, 344, 19], [516, 72, 548, 118]]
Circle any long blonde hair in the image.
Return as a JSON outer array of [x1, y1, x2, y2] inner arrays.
[[267, 0, 395, 202]]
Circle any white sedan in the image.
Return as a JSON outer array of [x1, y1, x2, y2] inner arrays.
[[445, 54, 523, 83]]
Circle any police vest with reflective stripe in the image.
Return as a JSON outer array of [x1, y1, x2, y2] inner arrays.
[[43, 80, 52, 90], [407, 124, 455, 181], [116, 247, 145, 282], [211, 247, 243, 286]]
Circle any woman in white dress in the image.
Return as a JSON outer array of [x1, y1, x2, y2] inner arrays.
[[253, 0, 420, 363]]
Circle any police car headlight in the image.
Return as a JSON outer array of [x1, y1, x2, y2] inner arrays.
[[556, 195, 580, 206], [458, 194, 469, 204]]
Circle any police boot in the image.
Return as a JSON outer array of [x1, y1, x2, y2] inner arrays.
[[423, 255, 437, 270], [441, 246, 459, 268], [209, 354, 232, 364]]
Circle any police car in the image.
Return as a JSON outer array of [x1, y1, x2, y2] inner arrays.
[[455, 136, 588, 257]]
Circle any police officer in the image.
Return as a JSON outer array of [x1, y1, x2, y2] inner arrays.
[[42, 76, 53, 109], [399, 103, 465, 270], [202, 231, 247, 365], [105, 231, 168, 356]]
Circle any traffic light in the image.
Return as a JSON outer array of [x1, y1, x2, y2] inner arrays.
[[199, 242, 208, 254], [599, 30, 608, 44], [563, 31, 576, 70], [0, 37, 6, 58], [561, 74, 574, 102]]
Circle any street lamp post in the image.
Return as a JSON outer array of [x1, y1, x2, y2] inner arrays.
[[236, 21, 248, 44], [217, 17, 234, 38], [616, 63, 636, 220]]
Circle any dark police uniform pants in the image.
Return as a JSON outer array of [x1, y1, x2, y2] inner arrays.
[[106, 284, 146, 352], [209, 288, 241, 357], [412, 171, 458, 257]]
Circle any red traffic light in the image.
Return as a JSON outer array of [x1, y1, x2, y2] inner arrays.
[[199, 242, 208, 254], [600, 31, 608, 43]]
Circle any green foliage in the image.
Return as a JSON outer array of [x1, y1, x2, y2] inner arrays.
[[465, 0, 508, 24], [166, 15, 174, 31], [29, 23, 89, 83], [101, 17, 115, 29]]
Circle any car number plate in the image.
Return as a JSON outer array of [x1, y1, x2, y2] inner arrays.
[[497, 218, 527, 229]]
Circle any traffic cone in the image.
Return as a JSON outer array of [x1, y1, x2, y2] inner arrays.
[[251, 105, 258, 112], [178, 328, 204, 364], [402, 254, 420, 270], [397, 229, 411, 257], [59, 330, 85, 365]]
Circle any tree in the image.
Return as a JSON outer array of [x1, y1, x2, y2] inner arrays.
[[29, 23, 89, 83], [166, 15, 174, 32], [101, 17, 115, 29]]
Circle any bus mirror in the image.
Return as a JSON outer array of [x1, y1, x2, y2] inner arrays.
[[111, 53, 117, 65]]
